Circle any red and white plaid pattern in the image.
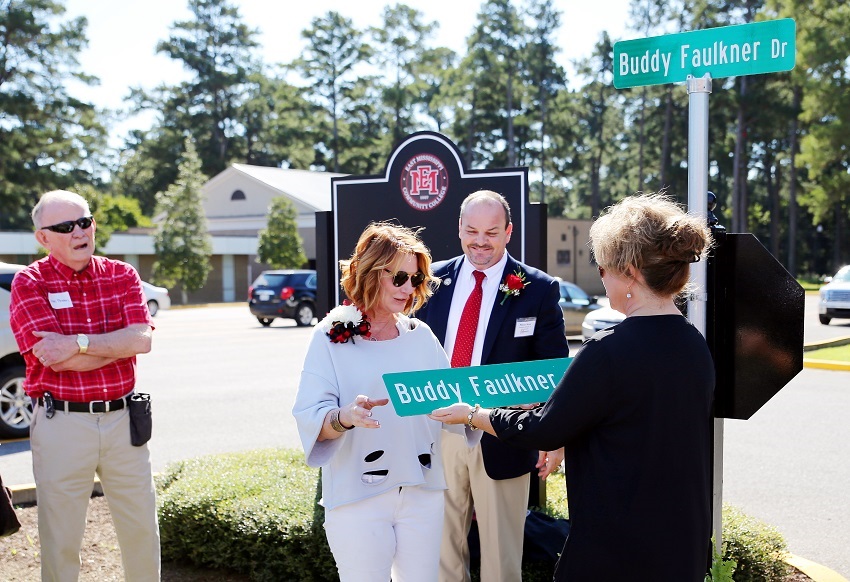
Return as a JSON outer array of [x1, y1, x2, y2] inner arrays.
[[10, 255, 152, 401]]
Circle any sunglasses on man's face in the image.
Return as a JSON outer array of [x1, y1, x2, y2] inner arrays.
[[41, 216, 94, 234], [384, 269, 426, 288]]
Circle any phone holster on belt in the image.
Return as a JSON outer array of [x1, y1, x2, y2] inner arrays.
[[129, 393, 152, 446]]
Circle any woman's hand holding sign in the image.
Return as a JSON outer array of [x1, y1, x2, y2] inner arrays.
[[429, 403, 496, 436]]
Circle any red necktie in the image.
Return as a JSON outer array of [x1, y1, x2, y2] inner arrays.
[[451, 270, 485, 368]]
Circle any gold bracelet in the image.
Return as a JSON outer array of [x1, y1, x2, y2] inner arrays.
[[330, 409, 354, 432], [466, 404, 480, 431]]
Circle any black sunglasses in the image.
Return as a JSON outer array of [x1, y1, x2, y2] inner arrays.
[[384, 269, 426, 288], [41, 216, 94, 234]]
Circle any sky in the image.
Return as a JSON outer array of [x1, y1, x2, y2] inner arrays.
[[62, 0, 633, 144]]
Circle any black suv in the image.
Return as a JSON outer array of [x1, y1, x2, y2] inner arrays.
[[249, 270, 317, 327]]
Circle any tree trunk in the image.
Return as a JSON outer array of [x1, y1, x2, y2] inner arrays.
[[766, 155, 781, 258], [787, 85, 801, 276], [540, 87, 547, 205], [638, 86, 646, 189], [660, 86, 673, 187], [733, 76, 748, 233], [507, 67, 516, 166]]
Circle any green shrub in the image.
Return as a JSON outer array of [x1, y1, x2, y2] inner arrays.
[[536, 476, 788, 581], [721, 504, 789, 581], [156, 449, 336, 581], [155, 451, 789, 582]]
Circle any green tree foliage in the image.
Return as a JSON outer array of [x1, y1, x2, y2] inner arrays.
[[72, 183, 151, 256], [155, 0, 259, 176], [294, 11, 371, 172], [152, 138, 212, 303], [13, 0, 849, 276], [0, 0, 107, 228], [257, 197, 308, 269], [522, 0, 566, 204], [789, 0, 850, 270], [371, 4, 436, 148]]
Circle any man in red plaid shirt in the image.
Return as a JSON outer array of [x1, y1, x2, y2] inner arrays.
[[10, 190, 160, 581]]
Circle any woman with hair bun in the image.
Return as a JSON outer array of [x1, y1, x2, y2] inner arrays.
[[431, 193, 715, 581]]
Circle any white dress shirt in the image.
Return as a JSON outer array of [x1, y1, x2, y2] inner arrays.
[[443, 252, 509, 367]]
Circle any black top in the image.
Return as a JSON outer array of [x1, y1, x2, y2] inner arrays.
[[491, 315, 714, 581]]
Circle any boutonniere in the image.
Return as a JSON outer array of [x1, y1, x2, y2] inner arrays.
[[499, 269, 529, 305], [320, 302, 371, 343]]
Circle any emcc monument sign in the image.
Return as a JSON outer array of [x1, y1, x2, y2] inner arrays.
[[613, 19, 803, 551]]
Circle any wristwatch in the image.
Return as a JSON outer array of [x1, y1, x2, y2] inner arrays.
[[76, 334, 89, 354], [467, 404, 480, 431]]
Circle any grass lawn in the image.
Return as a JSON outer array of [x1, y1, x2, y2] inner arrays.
[[805, 343, 850, 362]]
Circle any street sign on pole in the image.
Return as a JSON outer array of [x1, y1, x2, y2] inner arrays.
[[614, 19, 796, 89]]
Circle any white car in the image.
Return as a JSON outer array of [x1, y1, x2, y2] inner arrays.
[[0, 262, 31, 438], [142, 281, 171, 317], [818, 265, 850, 325], [581, 305, 626, 341]]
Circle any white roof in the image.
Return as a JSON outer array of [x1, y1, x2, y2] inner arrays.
[[223, 164, 345, 213]]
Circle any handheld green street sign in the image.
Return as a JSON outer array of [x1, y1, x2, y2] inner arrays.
[[383, 357, 573, 417], [614, 19, 796, 89]]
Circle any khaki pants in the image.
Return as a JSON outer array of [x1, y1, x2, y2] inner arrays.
[[30, 401, 160, 582], [439, 432, 529, 582]]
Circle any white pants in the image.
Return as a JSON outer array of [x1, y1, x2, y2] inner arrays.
[[324, 485, 444, 582], [30, 401, 160, 582]]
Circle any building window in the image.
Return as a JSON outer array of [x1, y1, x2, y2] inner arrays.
[[557, 250, 571, 265], [231, 190, 246, 201], [561, 233, 567, 241]]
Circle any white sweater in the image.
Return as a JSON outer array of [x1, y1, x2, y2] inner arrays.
[[293, 314, 478, 510]]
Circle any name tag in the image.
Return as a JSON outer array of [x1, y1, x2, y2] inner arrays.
[[514, 317, 536, 337], [48, 292, 73, 310]]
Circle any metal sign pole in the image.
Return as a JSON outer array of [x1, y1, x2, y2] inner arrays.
[[685, 73, 721, 552]]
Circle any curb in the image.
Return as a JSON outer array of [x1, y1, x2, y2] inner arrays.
[[803, 336, 850, 372], [786, 553, 849, 582], [9, 481, 847, 582]]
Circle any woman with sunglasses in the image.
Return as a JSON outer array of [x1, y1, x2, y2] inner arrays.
[[431, 193, 715, 581], [293, 221, 480, 582]]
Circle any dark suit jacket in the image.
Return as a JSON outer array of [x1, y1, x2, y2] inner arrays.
[[417, 253, 569, 480]]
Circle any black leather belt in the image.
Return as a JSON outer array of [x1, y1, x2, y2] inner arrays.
[[38, 395, 128, 413]]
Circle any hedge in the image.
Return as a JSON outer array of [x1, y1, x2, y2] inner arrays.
[[156, 448, 789, 581]]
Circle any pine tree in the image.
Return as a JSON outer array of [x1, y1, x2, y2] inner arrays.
[[152, 138, 212, 304], [257, 197, 308, 269]]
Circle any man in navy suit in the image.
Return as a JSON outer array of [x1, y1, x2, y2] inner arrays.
[[417, 190, 569, 582]]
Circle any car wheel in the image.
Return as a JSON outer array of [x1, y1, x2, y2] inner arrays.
[[295, 302, 316, 327], [819, 314, 831, 325], [147, 299, 159, 317], [257, 317, 273, 327], [0, 365, 33, 439]]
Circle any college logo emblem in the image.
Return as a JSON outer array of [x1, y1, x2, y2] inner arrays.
[[400, 154, 449, 211]]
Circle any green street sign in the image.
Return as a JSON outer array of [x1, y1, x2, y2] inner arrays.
[[614, 19, 796, 89], [383, 357, 573, 417]]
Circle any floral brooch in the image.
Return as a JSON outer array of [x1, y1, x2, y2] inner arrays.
[[499, 268, 529, 304], [321, 303, 371, 343]]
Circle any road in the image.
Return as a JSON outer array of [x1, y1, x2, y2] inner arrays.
[[1, 296, 848, 575]]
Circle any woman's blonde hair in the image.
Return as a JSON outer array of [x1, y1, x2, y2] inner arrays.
[[339, 222, 437, 315], [589, 193, 712, 297]]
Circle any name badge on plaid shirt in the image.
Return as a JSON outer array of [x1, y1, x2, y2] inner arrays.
[[48, 292, 73, 309]]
